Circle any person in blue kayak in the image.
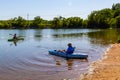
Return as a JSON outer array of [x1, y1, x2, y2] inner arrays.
[[66, 43, 75, 54], [57, 43, 75, 54]]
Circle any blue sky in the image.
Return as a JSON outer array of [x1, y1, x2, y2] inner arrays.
[[0, 0, 120, 20]]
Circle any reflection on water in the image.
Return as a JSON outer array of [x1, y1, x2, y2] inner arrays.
[[56, 59, 88, 70], [14, 41, 17, 46], [56, 60, 61, 65], [55, 59, 74, 70], [88, 29, 120, 45], [9, 39, 24, 46], [0, 29, 119, 80], [66, 59, 74, 70], [10, 41, 16, 46]]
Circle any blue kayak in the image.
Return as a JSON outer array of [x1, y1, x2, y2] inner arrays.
[[49, 50, 88, 59]]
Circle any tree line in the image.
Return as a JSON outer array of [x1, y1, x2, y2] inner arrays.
[[0, 3, 120, 29]]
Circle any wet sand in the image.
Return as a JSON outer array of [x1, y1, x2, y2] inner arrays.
[[80, 43, 120, 80]]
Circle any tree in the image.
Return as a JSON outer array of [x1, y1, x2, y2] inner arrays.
[[87, 9, 113, 28], [87, 11, 98, 28], [52, 16, 64, 28], [67, 17, 83, 28], [116, 16, 120, 27], [112, 3, 120, 10], [113, 9, 120, 18], [32, 16, 43, 28], [0, 22, 5, 29], [108, 18, 117, 28], [82, 20, 88, 28], [10, 16, 27, 29]]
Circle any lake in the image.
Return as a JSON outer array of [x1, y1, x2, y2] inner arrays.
[[0, 29, 119, 80]]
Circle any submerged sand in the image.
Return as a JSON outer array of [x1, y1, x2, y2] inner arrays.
[[80, 43, 120, 80]]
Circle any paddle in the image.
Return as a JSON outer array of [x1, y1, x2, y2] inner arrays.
[[9, 34, 24, 38]]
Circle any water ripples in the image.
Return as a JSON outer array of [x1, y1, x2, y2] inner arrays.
[[0, 29, 112, 80]]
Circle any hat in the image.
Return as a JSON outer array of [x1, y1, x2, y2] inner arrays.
[[68, 43, 72, 46]]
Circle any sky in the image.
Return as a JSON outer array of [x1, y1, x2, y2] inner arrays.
[[0, 0, 120, 20]]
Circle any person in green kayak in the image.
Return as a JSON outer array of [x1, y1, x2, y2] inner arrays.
[[13, 34, 17, 39]]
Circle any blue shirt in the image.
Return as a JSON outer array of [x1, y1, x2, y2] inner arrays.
[[66, 46, 75, 54]]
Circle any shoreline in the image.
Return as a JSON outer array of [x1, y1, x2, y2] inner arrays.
[[79, 43, 120, 80]]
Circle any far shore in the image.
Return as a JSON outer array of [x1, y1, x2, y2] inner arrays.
[[79, 43, 120, 80]]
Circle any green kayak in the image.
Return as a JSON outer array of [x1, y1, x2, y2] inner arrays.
[[8, 37, 24, 41]]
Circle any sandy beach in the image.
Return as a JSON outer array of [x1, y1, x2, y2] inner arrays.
[[80, 43, 120, 80]]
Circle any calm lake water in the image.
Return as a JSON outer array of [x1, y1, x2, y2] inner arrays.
[[0, 29, 119, 80]]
